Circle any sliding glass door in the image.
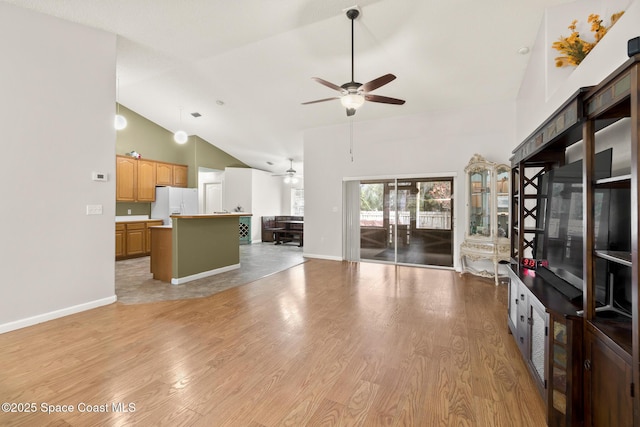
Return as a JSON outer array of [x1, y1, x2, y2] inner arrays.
[[355, 177, 454, 268]]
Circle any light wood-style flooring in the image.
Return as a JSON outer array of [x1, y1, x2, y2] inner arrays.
[[0, 260, 545, 426]]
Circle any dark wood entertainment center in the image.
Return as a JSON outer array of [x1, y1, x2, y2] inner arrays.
[[508, 54, 639, 426]]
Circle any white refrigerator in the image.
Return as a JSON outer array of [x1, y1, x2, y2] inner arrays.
[[151, 187, 199, 225]]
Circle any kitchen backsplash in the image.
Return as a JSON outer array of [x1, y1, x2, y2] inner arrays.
[[116, 202, 151, 217]]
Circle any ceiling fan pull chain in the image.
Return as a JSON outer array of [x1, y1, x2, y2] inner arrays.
[[350, 119, 354, 162]]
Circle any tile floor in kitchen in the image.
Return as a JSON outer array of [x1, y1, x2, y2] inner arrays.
[[115, 242, 305, 304]]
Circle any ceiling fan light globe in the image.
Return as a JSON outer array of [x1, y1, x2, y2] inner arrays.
[[340, 93, 365, 109], [284, 176, 291, 184]]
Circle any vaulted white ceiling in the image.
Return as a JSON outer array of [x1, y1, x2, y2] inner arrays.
[[3, 0, 574, 175]]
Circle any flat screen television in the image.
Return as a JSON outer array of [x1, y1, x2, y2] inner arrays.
[[533, 148, 631, 314]]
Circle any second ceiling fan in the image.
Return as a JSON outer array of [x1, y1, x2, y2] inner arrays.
[[302, 7, 405, 117]]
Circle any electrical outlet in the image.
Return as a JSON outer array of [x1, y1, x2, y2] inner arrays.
[[86, 204, 103, 215]]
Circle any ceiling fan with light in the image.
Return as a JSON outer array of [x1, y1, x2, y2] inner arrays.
[[302, 7, 405, 117], [272, 158, 301, 184]]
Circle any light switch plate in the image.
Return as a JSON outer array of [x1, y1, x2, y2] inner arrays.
[[86, 204, 103, 215]]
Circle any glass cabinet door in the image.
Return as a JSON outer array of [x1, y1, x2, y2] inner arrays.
[[469, 169, 491, 237], [496, 165, 510, 238], [461, 155, 511, 285]]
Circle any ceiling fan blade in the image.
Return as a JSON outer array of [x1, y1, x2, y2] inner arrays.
[[365, 94, 406, 105], [346, 108, 356, 117], [361, 74, 396, 93], [311, 77, 344, 92], [301, 97, 340, 105]]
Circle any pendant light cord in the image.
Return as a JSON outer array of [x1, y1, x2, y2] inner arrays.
[[116, 77, 121, 114]]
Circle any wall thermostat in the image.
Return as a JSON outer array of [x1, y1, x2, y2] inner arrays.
[[92, 172, 108, 182]]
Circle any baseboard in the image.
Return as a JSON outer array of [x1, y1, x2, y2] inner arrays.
[[303, 253, 343, 261], [0, 295, 117, 334], [171, 263, 240, 285]]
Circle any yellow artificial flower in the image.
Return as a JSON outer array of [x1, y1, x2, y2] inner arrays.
[[552, 11, 625, 67], [611, 11, 624, 26]]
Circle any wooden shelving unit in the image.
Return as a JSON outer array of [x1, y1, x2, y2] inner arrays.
[[581, 55, 638, 427], [508, 55, 640, 427]]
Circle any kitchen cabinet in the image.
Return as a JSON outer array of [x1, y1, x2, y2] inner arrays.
[[173, 164, 188, 187], [116, 156, 137, 201], [156, 161, 188, 187], [155, 162, 173, 186], [125, 222, 146, 257], [117, 156, 189, 202], [239, 216, 251, 244], [115, 223, 125, 258], [116, 220, 163, 260], [116, 155, 156, 202], [137, 159, 157, 201]]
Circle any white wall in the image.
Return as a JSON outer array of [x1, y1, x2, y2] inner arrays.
[[0, 4, 117, 332], [517, 0, 639, 141], [223, 167, 253, 212], [303, 101, 516, 262], [252, 170, 284, 241], [224, 167, 284, 241]]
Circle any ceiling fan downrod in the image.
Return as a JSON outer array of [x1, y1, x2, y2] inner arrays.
[[346, 8, 359, 83]]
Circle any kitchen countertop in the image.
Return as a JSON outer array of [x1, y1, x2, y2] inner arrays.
[[115, 216, 162, 222], [171, 213, 252, 219]]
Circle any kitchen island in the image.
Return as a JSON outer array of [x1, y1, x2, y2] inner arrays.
[[150, 213, 251, 285]]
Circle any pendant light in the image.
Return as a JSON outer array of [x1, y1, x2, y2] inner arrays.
[[174, 130, 188, 144], [174, 108, 188, 144], [114, 77, 127, 130]]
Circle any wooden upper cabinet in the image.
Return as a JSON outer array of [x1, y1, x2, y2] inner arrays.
[[137, 160, 157, 202], [156, 161, 188, 187], [173, 164, 188, 187], [156, 162, 173, 186], [117, 156, 188, 201], [116, 156, 137, 201]]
